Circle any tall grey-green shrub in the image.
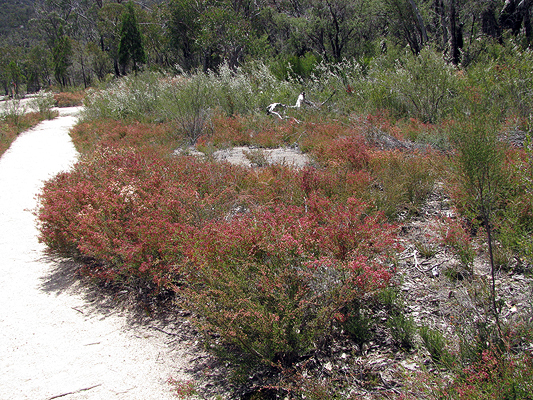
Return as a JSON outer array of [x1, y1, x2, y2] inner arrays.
[[82, 72, 169, 121], [380, 48, 459, 123], [158, 73, 214, 144], [83, 65, 300, 121], [450, 113, 507, 344], [465, 44, 533, 121]]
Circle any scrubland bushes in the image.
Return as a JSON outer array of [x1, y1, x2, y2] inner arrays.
[[36, 43, 533, 398], [0, 94, 58, 156]]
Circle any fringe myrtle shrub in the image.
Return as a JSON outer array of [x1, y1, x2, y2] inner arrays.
[[181, 195, 398, 367], [437, 350, 533, 400], [368, 150, 437, 219], [69, 119, 181, 154], [53, 91, 85, 107], [309, 129, 370, 170], [37, 147, 248, 288]]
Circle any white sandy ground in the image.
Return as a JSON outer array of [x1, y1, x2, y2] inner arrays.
[[0, 107, 196, 400]]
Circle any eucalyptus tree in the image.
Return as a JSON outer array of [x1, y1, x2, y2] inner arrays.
[[167, 0, 203, 71], [97, 2, 125, 76], [499, 0, 533, 41], [384, 0, 429, 55], [167, 0, 265, 72], [52, 29, 73, 87], [25, 43, 52, 92], [304, 0, 380, 62]]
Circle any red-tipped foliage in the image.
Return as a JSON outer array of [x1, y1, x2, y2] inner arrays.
[[37, 147, 246, 288], [182, 195, 398, 366]]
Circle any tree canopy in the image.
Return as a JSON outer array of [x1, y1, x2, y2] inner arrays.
[[118, 1, 146, 74], [1, 0, 533, 91]]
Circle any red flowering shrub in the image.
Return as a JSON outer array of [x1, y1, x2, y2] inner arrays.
[[310, 132, 370, 170], [70, 119, 181, 154], [181, 195, 398, 366], [209, 113, 251, 147], [437, 350, 533, 400], [54, 91, 85, 107], [37, 147, 246, 288]]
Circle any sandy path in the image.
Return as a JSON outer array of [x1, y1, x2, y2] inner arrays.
[[0, 108, 193, 400]]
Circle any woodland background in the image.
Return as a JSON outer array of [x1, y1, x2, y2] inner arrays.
[[1, 0, 532, 93]]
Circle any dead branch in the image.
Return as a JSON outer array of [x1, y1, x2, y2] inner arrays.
[[48, 384, 102, 399], [266, 91, 336, 122]]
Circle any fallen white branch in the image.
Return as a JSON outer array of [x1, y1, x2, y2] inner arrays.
[[266, 91, 335, 122]]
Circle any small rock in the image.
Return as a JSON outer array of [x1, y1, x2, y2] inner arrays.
[[400, 360, 418, 371]]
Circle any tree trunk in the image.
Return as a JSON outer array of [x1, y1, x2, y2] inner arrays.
[[482, 6, 500, 38], [435, 0, 448, 50], [408, 0, 428, 43], [449, 0, 462, 65], [114, 59, 120, 76], [500, 0, 522, 34], [522, 0, 533, 43]]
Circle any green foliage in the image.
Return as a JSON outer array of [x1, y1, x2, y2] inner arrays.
[[369, 150, 437, 219], [167, 0, 201, 72], [306, 47, 459, 123], [448, 112, 506, 231], [270, 53, 320, 81], [439, 217, 475, 270], [463, 43, 533, 121], [419, 325, 455, 367], [29, 91, 55, 118], [393, 48, 459, 123], [6, 61, 25, 96], [118, 1, 146, 74], [82, 64, 297, 124], [52, 31, 73, 88], [342, 299, 373, 346], [387, 309, 415, 350], [498, 126, 533, 265]]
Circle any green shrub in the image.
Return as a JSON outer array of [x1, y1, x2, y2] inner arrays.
[[383, 48, 459, 123], [30, 91, 56, 118], [369, 150, 437, 219], [463, 44, 533, 121], [387, 310, 415, 350], [342, 300, 374, 346], [419, 325, 455, 367], [82, 64, 299, 126]]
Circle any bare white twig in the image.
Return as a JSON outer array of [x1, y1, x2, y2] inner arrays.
[[266, 91, 335, 122], [48, 384, 102, 399]]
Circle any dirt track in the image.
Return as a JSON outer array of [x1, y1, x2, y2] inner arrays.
[[0, 108, 195, 400]]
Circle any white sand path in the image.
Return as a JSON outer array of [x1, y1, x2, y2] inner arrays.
[[0, 108, 194, 400]]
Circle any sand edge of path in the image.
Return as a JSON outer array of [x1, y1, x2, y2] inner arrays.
[[0, 107, 203, 400]]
